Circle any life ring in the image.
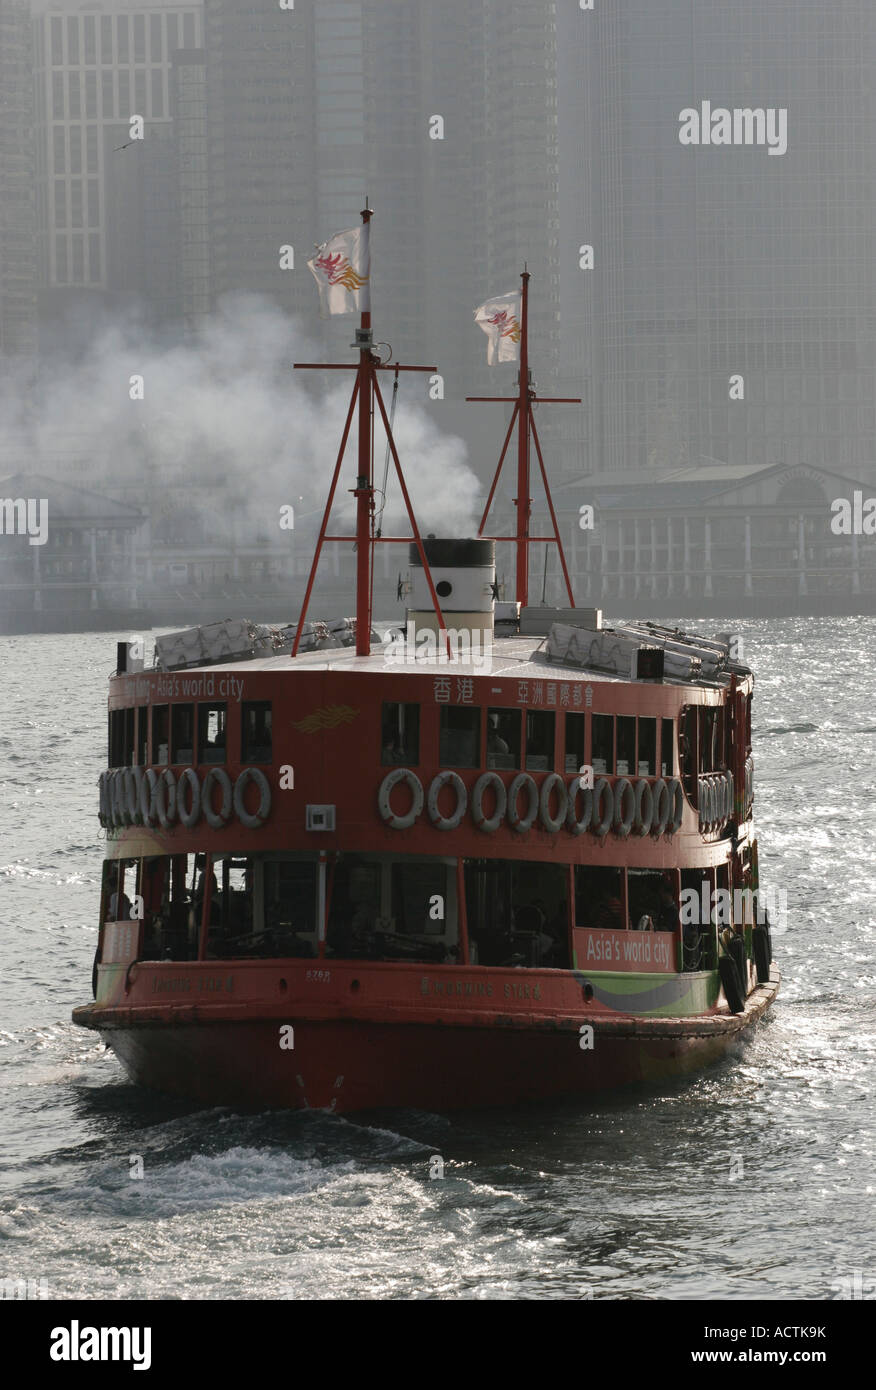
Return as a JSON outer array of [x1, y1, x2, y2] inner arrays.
[[472, 772, 506, 832], [117, 768, 134, 826], [632, 778, 653, 836], [427, 771, 467, 831], [613, 777, 635, 839], [109, 769, 125, 828], [590, 777, 614, 837], [140, 767, 159, 826], [377, 768, 423, 830], [539, 772, 568, 833], [234, 767, 271, 829], [203, 767, 233, 830], [650, 778, 671, 837], [566, 779, 593, 835], [667, 778, 684, 834], [700, 777, 714, 830], [126, 766, 144, 825], [507, 773, 539, 833], [155, 769, 177, 829], [177, 767, 201, 829], [718, 953, 745, 1014], [98, 771, 109, 828]]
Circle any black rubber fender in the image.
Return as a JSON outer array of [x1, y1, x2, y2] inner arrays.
[[753, 924, 772, 984], [719, 953, 745, 1014]]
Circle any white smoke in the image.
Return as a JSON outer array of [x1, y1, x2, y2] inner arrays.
[[0, 293, 481, 545]]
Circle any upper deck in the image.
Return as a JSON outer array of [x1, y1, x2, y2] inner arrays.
[[100, 615, 755, 873]]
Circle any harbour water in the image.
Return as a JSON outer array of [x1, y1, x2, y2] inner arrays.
[[1, 620, 873, 1300]]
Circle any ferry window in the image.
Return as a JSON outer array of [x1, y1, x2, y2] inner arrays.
[[525, 710, 555, 771], [661, 718, 674, 776], [681, 868, 716, 971], [564, 712, 586, 774], [107, 859, 136, 921], [680, 707, 697, 801], [171, 704, 194, 764], [263, 859, 317, 955], [439, 706, 480, 768], [135, 708, 147, 766], [637, 718, 657, 776], [391, 861, 448, 937], [109, 710, 125, 767], [574, 865, 622, 930], [487, 708, 520, 769], [628, 869, 676, 932], [699, 708, 716, 773], [327, 857, 382, 957], [465, 858, 568, 968], [213, 855, 254, 950], [616, 717, 635, 776], [381, 701, 420, 766], [242, 701, 272, 763], [591, 714, 614, 774], [464, 859, 511, 946], [198, 703, 227, 764], [152, 705, 169, 765]]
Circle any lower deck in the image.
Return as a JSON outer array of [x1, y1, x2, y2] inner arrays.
[[99, 846, 763, 980]]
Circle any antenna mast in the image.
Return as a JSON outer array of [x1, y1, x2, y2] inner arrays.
[[468, 269, 580, 608], [292, 207, 448, 657]]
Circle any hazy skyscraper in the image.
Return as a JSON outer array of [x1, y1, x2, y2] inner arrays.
[[32, 1, 203, 311], [0, 0, 37, 357], [561, 1, 876, 482]]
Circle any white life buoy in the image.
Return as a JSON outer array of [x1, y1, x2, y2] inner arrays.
[[632, 778, 653, 836], [566, 778, 593, 835], [203, 767, 233, 830], [118, 768, 135, 826], [140, 767, 159, 826], [667, 778, 684, 834], [613, 777, 635, 839], [650, 779, 671, 837], [428, 771, 467, 831], [126, 766, 144, 825], [507, 773, 539, 833], [177, 767, 201, 829], [110, 769, 125, 828], [377, 768, 423, 830], [234, 767, 271, 829], [539, 772, 568, 833], [591, 777, 614, 837], [155, 768, 177, 829], [705, 776, 717, 829], [472, 772, 506, 832]]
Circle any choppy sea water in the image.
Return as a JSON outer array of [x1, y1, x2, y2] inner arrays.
[[0, 620, 873, 1301]]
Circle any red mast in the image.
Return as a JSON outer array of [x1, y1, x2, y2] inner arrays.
[[292, 207, 448, 658], [468, 268, 580, 608]]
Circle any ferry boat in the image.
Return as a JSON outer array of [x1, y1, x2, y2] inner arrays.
[[73, 213, 779, 1112]]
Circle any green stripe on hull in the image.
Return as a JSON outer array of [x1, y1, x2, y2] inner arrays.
[[572, 968, 719, 1017]]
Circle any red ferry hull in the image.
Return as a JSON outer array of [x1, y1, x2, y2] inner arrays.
[[75, 971, 779, 1114]]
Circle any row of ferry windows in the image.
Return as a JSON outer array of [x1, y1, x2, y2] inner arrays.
[[382, 703, 676, 778], [106, 852, 723, 973], [108, 702, 272, 768]]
